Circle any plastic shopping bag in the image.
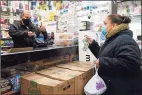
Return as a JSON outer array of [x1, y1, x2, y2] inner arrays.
[[84, 64, 107, 95]]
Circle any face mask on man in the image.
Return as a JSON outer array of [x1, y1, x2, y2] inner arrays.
[[22, 18, 31, 26]]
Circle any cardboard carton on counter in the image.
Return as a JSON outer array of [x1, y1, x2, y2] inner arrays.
[[36, 66, 90, 95], [56, 61, 94, 95], [54, 40, 73, 46], [21, 73, 74, 95], [8, 47, 33, 53], [43, 58, 68, 66]]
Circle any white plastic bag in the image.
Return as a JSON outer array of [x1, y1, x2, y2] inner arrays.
[[84, 64, 107, 95]]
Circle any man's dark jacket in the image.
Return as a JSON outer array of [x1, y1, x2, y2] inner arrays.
[[9, 21, 48, 48], [89, 29, 142, 95]]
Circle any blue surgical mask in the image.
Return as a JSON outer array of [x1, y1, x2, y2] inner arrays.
[[100, 26, 107, 40]]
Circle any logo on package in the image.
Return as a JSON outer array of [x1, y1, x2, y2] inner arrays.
[[82, 37, 89, 51], [28, 81, 41, 95]]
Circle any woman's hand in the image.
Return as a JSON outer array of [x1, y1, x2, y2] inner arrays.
[[94, 59, 99, 68], [85, 35, 93, 44]]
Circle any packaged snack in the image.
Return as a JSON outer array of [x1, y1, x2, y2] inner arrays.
[[8, 74, 21, 92]]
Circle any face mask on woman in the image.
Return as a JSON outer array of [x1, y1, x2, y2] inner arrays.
[[100, 25, 107, 40]]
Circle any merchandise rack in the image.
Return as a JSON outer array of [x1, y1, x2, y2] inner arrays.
[[1, 38, 12, 40]]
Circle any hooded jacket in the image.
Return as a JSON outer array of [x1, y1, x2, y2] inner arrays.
[[89, 26, 142, 95], [9, 21, 48, 48]]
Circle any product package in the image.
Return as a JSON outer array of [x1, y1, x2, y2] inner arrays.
[[8, 74, 21, 92]]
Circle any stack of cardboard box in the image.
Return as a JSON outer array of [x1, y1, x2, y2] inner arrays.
[[36, 67, 83, 95], [20, 61, 94, 95]]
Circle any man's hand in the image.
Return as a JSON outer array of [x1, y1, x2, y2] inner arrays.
[[40, 26, 46, 32], [94, 59, 99, 68], [28, 31, 34, 37], [85, 35, 93, 44]]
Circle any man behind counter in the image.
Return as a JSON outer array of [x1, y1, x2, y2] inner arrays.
[[9, 10, 48, 48]]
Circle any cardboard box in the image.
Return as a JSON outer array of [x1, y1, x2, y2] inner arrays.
[[29, 57, 68, 67], [56, 61, 94, 72], [21, 73, 74, 95], [36, 67, 85, 95], [29, 60, 44, 66], [55, 40, 73, 46], [56, 61, 94, 95], [72, 61, 94, 68], [9, 47, 33, 53], [43, 58, 68, 67]]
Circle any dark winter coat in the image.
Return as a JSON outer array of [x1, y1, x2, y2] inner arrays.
[[89, 29, 142, 95], [9, 21, 48, 48]]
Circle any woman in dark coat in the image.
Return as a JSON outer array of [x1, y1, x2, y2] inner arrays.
[[86, 14, 142, 95]]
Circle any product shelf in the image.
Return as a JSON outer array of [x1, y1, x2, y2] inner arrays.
[[1, 38, 12, 40], [2, 91, 16, 95]]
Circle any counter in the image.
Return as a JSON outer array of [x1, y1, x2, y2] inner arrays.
[[1, 45, 78, 69], [1, 45, 78, 56]]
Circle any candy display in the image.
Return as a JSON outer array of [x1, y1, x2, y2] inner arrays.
[[38, 1, 47, 10], [1, 79, 11, 94], [1, 30, 10, 38], [117, 1, 141, 16], [0, 39, 13, 47], [59, 34, 72, 39], [1, 79, 10, 89], [0, 32, 2, 38], [8, 74, 21, 92], [0, 1, 141, 95]]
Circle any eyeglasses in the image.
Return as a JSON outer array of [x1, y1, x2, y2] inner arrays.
[[24, 17, 31, 19]]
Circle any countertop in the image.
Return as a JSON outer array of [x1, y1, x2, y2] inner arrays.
[[1, 45, 78, 56]]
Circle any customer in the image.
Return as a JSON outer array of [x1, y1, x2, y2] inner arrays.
[[86, 14, 142, 95], [50, 32, 55, 40], [9, 10, 48, 48]]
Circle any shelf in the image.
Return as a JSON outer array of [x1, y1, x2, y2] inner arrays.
[[1, 45, 78, 56], [1, 29, 9, 31], [56, 39, 73, 40], [130, 14, 141, 18], [1, 46, 13, 48], [2, 90, 16, 95], [116, 0, 130, 3], [1, 15, 10, 17], [1, 6, 10, 8], [57, 32, 74, 34], [126, 14, 141, 21], [1, 38, 12, 40]]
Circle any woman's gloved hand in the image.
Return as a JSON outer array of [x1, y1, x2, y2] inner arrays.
[[85, 35, 93, 44]]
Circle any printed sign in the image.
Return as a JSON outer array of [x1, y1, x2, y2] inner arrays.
[[79, 31, 97, 62]]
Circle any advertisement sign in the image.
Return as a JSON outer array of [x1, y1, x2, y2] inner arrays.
[[79, 31, 97, 62]]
